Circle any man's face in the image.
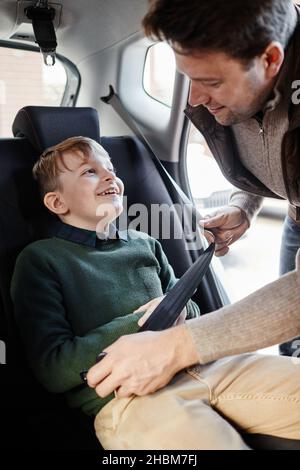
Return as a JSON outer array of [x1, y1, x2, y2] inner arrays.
[[57, 149, 124, 230], [176, 50, 275, 125]]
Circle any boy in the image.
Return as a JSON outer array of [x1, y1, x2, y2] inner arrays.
[[10, 136, 198, 439]]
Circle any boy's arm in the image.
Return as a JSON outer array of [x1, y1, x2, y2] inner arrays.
[[153, 239, 200, 319], [11, 250, 142, 394]]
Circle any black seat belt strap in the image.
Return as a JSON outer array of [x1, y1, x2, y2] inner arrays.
[[139, 243, 214, 331]]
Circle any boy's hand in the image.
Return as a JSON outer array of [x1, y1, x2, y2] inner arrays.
[[135, 295, 187, 327], [134, 295, 165, 327]]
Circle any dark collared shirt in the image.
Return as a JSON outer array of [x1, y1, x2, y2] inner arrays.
[[55, 221, 127, 248]]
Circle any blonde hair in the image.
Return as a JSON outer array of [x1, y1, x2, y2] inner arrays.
[[32, 136, 109, 197]]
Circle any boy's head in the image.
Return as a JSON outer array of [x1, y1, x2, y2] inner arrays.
[[33, 136, 124, 231]]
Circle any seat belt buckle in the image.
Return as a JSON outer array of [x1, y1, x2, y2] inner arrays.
[[80, 352, 107, 384], [289, 205, 300, 223]]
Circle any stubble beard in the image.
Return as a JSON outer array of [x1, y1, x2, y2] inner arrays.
[[215, 76, 276, 126]]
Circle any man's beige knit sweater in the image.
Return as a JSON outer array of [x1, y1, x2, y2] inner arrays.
[[228, 6, 297, 222], [186, 250, 300, 364]]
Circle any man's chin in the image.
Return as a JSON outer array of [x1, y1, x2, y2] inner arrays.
[[214, 115, 230, 126], [214, 111, 248, 126], [208, 107, 231, 126]]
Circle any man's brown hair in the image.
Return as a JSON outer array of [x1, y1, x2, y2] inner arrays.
[[32, 136, 109, 197], [143, 0, 296, 61]]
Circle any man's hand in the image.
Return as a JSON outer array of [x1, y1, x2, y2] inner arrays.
[[135, 295, 187, 327], [87, 325, 199, 398], [200, 206, 249, 256]]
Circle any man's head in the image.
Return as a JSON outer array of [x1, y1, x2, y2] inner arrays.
[[143, 0, 296, 125], [33, 136, 124, 231]]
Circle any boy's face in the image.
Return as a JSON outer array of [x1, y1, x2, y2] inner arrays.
[[49, 148, 124, 230]]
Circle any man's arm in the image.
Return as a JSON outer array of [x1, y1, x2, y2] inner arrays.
[[186, 249, 300, 363], [88, 250, 300, 398], [228, 189, 264, 224]]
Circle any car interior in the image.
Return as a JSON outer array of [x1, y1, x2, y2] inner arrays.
[[0, 0, 300, 451]]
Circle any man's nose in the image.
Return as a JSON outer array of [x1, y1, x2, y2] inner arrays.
[[188, 82, 210, 107]]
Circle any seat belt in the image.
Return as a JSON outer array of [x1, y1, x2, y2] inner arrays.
[[101, 86, 215, 331], [139, 243, 214, 331]]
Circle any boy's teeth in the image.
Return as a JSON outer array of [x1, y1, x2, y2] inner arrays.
[[100, 189, 116, 195]]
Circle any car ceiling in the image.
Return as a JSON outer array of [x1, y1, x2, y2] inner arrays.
[[0, 0, 149, 63]]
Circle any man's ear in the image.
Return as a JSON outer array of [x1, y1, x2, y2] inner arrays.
[[43, 191, 68, 215], [263, 41, 284, 79]]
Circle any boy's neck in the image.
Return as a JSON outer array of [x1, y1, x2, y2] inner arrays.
[[59, 216, 113, 234]]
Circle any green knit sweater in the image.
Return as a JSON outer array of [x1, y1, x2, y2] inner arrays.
[[11, 228, 199, 416]]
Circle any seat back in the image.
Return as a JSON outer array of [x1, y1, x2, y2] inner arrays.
[[0, 137, 40, 351]]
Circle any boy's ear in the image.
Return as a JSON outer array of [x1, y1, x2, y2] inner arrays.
[[43, 191, 68, 215]]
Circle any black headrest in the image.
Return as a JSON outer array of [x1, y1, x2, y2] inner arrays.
[[12, 106, 101, 153]]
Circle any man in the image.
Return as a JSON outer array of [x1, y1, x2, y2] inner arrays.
[[145, 0, 300, 356], [87, 0, 300, 398]]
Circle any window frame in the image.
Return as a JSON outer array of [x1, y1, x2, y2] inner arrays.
[[142, 42, 176, 109], [0, 39, 81, 108]]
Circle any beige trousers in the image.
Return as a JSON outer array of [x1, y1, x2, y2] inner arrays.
[[94, 353, 300, 450]]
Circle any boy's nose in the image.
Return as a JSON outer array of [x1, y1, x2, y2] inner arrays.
[[103, 170, 116, 181]]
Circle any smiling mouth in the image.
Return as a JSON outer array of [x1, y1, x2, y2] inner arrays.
[[97, 188, 119, 196], [207, 106, 225, 115]]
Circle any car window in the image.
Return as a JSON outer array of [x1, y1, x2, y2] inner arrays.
[[0, 46, 67, 137], [187, 123, 233, 215], [143, 42, 176, 107]]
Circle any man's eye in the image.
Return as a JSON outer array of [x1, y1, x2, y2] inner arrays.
[[208, 82, 221, 88], [109, 167, 116, 174], [84, 168, 96, 175]]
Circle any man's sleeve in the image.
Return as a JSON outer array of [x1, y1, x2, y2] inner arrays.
[[229, 189, 264, 224], [10, 249, 142, 394], [153, 239, 200, 319], [185, 249, 300, 363]]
